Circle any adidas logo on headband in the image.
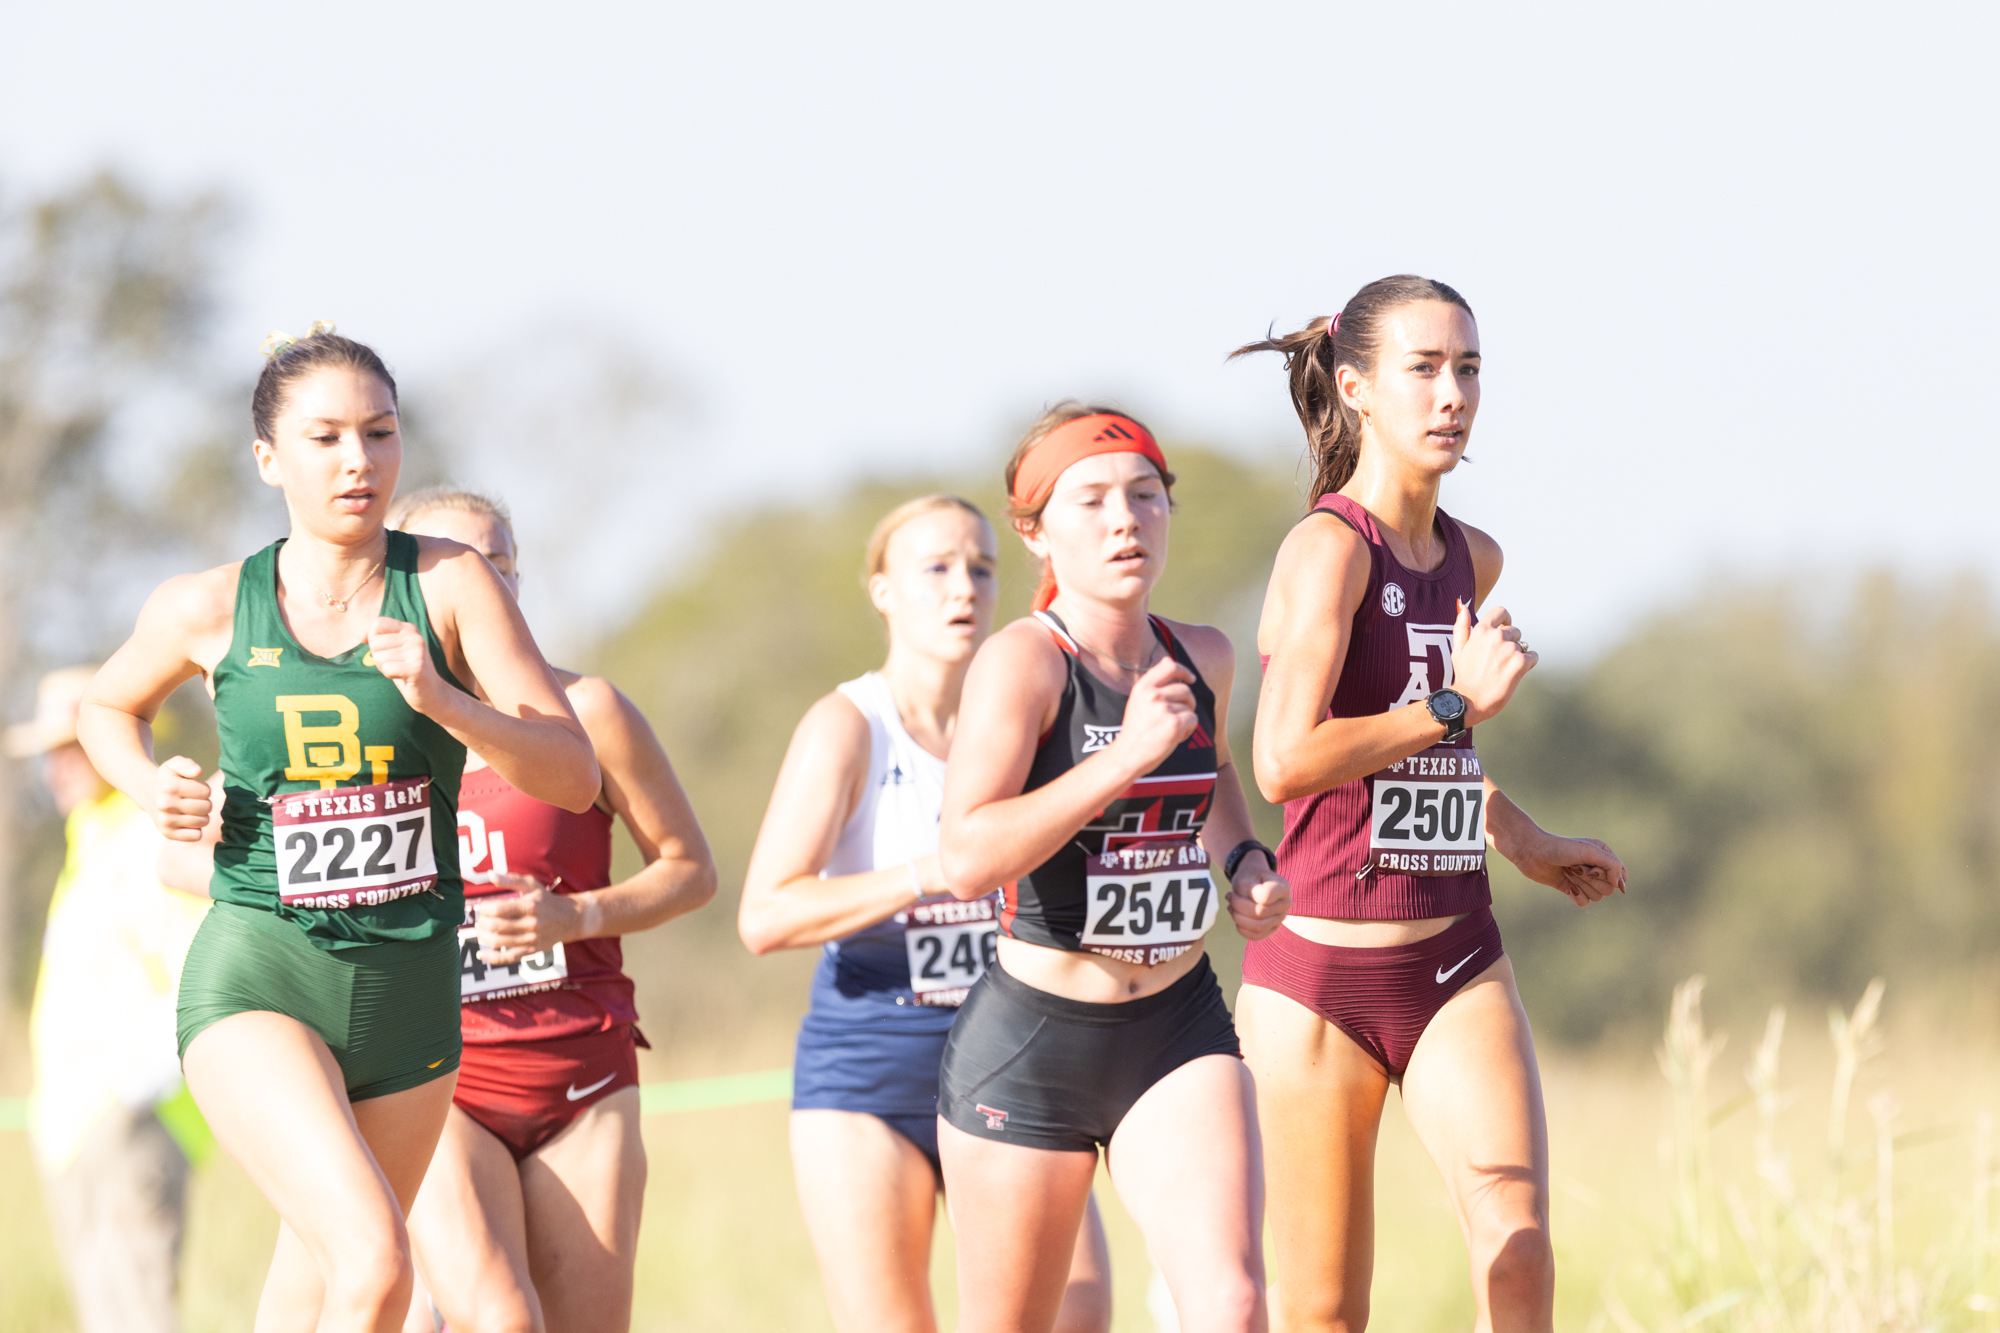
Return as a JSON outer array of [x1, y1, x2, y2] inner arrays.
[[1093, 421, 1139, 444]]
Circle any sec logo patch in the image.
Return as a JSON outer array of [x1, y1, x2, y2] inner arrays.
[[1382, 583, 1407, 617]]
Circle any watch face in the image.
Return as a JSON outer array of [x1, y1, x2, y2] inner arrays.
[[1434, 691, 1467, 721]]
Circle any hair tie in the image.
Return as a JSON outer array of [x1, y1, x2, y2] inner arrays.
[[258, 320, 338, 360], [1328, 312, 1341, 335]]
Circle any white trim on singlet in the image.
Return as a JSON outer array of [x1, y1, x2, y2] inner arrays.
[[1032, 610, 1080, 654], [823, 671, 945, 888]]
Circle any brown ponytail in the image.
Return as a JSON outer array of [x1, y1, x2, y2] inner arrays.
[[1230, 275, 1474, 504]]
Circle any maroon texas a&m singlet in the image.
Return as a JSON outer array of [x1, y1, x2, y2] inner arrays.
[[1273, 494, 1492, 921], [456, 766, 640, 1043]]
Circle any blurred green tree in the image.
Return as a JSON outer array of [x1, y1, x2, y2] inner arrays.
[[0, 171, 228, 1011]]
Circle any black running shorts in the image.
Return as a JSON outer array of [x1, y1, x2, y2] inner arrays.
[[937, 953, 1241, 1153]]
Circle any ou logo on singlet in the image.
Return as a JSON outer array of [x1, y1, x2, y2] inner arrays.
[[457, 809, 511, 885]]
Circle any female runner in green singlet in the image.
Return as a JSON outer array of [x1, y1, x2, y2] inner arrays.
[[78, 325, 600, 1333]]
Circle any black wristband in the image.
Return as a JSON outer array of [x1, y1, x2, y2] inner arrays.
[[1224, 839, 1276, 881]]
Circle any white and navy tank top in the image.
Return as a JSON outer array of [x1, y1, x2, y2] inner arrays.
[[811, 672, 998, 1010]]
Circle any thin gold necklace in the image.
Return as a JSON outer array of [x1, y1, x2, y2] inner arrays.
[[291, 558, 382, 613], [1067, 625, 1159, 676]]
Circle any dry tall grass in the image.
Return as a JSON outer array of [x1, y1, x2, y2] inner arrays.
[[1593, 976, 1998, 1332], [5, 982, 1997, 1331]]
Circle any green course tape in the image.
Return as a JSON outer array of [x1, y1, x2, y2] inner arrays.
[[640, 1068, 793, 1115], [0, 1070, 795, 1132]]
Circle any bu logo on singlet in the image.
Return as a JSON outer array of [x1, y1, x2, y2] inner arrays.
[[274, 695, 397, 788], [1391, 625, 1457, 709]]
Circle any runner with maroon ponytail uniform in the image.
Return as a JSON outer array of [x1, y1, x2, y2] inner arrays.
[[935, 403, 1290, 1333], [389, 488, 717, 1333], [1233, 277, 1627, 1333]]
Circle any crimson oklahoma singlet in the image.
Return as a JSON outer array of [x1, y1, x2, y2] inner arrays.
[[1275, 494, 1491, 920], [455, 766, 637, 1043], [1001, 611, 1220, 967]]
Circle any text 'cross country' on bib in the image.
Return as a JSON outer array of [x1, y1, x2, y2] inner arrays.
[[903, 895, 998, 1007], [273, 776, 436, 909], [1080, 839, 1217, 966], [1367, 744, 1487, 875]]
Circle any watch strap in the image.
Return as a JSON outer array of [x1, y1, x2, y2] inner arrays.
[[1224, 839, 1276, 881]]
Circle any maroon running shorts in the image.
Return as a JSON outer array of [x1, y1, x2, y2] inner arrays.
[[1241, 908, 1505, 1077]]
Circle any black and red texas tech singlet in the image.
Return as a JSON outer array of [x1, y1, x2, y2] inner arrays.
[[1001, 611, 1220, 967]]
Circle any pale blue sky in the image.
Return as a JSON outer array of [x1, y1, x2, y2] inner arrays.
[[5, 1, 1995, 658]]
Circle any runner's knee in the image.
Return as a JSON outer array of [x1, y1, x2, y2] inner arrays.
[[1479, 1223, 1554, 1300], [322, 1228, 414, 1315], [1272, 1282, 1368, 1333], [1174, 1270, 1264, 1332]]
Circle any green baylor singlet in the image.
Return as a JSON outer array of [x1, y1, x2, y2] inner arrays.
[[210, 530, 469, 947]]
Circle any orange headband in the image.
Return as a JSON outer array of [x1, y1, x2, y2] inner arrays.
[[1010, 413, 1169, 611]]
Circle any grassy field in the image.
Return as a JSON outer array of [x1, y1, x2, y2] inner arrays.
[[5, 977, 1998, 1332]]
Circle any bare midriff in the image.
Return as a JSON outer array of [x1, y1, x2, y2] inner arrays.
[[1282, 913, 1466, 948], [996, 934, 1207, 1003]]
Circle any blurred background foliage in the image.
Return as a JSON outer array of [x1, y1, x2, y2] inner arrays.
[[6, 169, 1998, 1066], [6, 169, 2000, 1331]]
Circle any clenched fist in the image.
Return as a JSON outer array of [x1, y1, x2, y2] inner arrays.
[[1110, 656, 1198, 773], [368, 617, 447, 715], [1449, 600, 1537, 726], [154, 755, 212, 841]]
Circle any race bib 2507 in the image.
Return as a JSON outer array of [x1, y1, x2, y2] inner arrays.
[[904, 895, 998, 1007], [1080, 839, 1216, 967], [1367, 744, 1487, 876], [273, 777, 436, 909]]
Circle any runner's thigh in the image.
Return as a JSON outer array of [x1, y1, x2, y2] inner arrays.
[[184, 1012, 408, 1271], [792, 1109, 942, 1333], [1398, 958, 1549, 1239], [1105, 1053, 1265, 1330], [523, 1086, 645, 1333], [405, 1104, 540, 1333], [941, 1119, 1098, 1333], [1236, 983, 1391, 1331]]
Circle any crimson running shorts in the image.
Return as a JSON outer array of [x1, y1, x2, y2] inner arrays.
[[453, 1024, 643, 1161]]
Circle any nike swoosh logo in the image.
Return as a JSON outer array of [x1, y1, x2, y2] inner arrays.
[[1436, 950, 1481, 985], [565, 1073, 617, 1102]]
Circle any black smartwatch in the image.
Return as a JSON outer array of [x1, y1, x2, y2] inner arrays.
[[1425, 688, 1469, 742], [1223, 839, 1275, 882]]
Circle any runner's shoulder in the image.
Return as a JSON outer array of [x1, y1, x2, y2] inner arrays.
[[1454, 518, 1504, 585], [1155, 617, 1234, 683], [405, 532, 492, 585], [562, 672, 644, 737], [985, 614, 1076, 677], [795, 687, 871, 753], [139, 561, 242, 639]]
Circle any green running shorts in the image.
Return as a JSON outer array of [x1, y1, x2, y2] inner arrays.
[[177, 900, 460, 1102]]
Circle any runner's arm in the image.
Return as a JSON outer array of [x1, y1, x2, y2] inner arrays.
[[471, 677, 717, 960], [78, 568, 236, 841], [938, 620, 1187, 900], [1254, 517, 1530, 802], [155, 771, 224, 896], [1174, 623, 1289, 940], [738, 692, 940, 953], [391, 538, 599, 812]]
